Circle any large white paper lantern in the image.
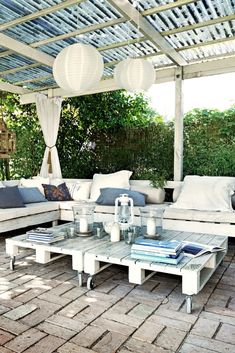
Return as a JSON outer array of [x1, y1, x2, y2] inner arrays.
[[114, 58, 155, 92], [53, 43, 104, 92]]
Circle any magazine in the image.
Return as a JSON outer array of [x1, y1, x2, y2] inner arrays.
[[27, 234, 65, 244], [182, 242, 225, 258], [26, 227, 54, 236], [131, 249, 180, 259]]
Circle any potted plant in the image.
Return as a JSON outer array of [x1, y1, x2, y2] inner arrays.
[[137, 170, 167, 204]]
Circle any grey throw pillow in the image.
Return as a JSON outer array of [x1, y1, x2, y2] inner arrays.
[[0, 186, 25, 208], [96, 187, 146, 206], [18, 187, 48, 204]]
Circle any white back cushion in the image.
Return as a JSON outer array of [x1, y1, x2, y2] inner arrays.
[[170, 175, 235, 211], [20, 177, 49, 195], [90, 170, 132, 201], [66, 181, 92, 201]]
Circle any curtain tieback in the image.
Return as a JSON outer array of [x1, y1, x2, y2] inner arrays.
[[46, 146, 55, 174]]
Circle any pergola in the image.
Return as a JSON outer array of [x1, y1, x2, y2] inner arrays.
[[0, 0, 235, 180]]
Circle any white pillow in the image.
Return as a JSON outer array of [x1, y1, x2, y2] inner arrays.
[[131, 185, 165, 204], [90, 170, 132, 201], [20, 177, 49, 195], [170, 175, 235, 212], [66, 181, 92, 201], [49, 178, 64, 186]]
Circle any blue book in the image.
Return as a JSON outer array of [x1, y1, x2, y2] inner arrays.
[[135, 238, 181, 248], [132, 238, 182, 254], [131, 249, 181, 259], [131, 251, 184, 265]]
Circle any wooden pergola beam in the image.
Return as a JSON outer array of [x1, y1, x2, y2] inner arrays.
[[162, 14, 235, 36], [2, 34, 234, 79], [31, 18, 124, 49], [0, 33, 54, 67], [174, 67, 184, 181], [20, 55, 235, 104], [0, 63, 41, 76], [0, 81, 29, 94], [107, 0, 187, 66], [0, 0, 86, 31], [142, 0, 198, 16], [14, 75, 52, 86]]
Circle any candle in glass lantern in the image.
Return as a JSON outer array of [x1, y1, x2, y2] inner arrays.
[[146, 217, 156, 236], [79, 217, 88, 233]]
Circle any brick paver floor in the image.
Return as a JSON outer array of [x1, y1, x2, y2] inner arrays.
[[0, 233, 235, 353]]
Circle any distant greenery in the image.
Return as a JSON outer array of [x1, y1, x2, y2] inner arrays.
[[1, 91, 235, 182], [184, 108, 235, 176], [0, 93, 44, 179], [56, 91, 168, 179], [0, 91, 171, 182]]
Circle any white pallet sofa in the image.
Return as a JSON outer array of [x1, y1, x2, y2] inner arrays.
[[0, 180, 60, 233], [0, 179, 167, 234], [0, 202, 60, 233], [162, 179, 235, 238], [60, 179, 168, 225], [1, 178, 235, 238]]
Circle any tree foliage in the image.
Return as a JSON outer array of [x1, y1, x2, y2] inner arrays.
[[57, 91, 171, 179], [0, 93, 44, 179], [184, 108, 235, 176], [2, 91, 235, 182], [1, 91, 170, 180]]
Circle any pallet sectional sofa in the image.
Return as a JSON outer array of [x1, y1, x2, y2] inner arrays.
[[1, 173, 235, 238], [0, 171, 166, 234]]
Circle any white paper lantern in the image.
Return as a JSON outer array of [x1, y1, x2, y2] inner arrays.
[[114, 58, 155, 92], [53, 43, 104, 92]]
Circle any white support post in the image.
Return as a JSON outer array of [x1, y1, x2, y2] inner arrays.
[[174, 67, 184, 181]]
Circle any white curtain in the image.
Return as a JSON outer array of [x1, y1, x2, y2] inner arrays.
[[36, 93, 63, 178]]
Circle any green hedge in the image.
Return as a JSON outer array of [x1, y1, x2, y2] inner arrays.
[[184, 108, 235, 176], [1, 92, 235, 181]]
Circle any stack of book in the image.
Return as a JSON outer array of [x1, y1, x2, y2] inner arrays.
[[131, 238, 184, 264], [26, 227, 65, 244]]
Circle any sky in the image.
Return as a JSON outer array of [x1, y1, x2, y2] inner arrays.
[[146, 72, 235, 120]]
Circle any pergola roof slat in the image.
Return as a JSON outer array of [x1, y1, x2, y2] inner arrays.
[[0, 0, 234, 96]]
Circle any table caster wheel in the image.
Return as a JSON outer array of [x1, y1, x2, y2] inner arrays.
[[87, 276, 94, 290], [186, 295, 192, 314], [10, 256, 15, 271], [77, 272, 83, 287]]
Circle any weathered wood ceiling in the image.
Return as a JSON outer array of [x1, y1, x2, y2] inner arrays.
[[0, 0, 235, 100]]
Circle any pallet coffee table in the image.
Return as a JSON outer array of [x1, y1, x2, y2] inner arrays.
[[5, 223, 110, 287], [84, 229, 228, 313], [6, 225, 227, 313]]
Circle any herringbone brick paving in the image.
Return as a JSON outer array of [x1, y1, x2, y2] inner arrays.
[[0, 233, 235, 353]]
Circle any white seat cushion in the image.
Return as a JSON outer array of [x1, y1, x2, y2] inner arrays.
[[164, 207, 235, 223], [58, 201, 81, 210], [0, 202, 59, 222]]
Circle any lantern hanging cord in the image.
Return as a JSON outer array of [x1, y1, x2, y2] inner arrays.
[[136, 0, 141, 51], [132, 0, 140, 58]]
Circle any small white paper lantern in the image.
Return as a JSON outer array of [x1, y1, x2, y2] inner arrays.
[[114, 58, 155, 92], [53, 43, 104, 92]]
